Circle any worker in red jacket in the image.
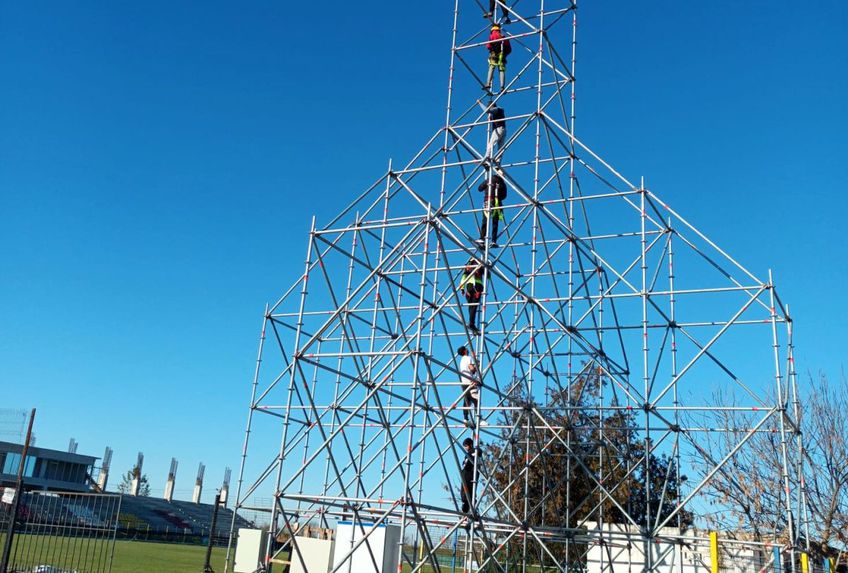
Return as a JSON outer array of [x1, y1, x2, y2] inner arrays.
[[484, 24, 511, 94]]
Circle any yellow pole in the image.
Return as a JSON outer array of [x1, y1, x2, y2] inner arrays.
[[710, 531, 720, 573], [801, 553, 809, 573]]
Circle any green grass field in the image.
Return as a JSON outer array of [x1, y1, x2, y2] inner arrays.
[[111, 540, 225, 573], [2, 535, 554, 572], [0, 534, 226, 573]]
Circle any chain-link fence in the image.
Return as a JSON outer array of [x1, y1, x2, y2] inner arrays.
[[409, 522, 463, 570], [0, 490, 121, 573]]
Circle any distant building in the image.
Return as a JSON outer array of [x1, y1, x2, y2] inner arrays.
[[0, 440, 97, 492]]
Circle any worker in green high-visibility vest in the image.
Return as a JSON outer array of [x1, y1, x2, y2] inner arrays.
[[476, 172, 507, 249], [483, 24, 511, 94], [459, 258, 485, 336]]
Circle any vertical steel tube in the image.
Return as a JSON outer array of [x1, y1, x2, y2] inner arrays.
[[265, 216, 317, 570], [785, 307, 811, 550], [225, 307, 269, 572], [0, 408, 35, 573], [640, 179, 653, 567], [376, 164, 394, 503], [768, 271, 797, 573], [395, 206, 433, 571]]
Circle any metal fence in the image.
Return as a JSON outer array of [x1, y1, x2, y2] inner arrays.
[[0, 491, 121, 573]]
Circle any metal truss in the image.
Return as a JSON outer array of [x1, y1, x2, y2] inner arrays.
[[226, 1, 809, 571]]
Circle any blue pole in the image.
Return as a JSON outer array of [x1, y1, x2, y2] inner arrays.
[[773, 546, 782, 573], [451, 529, 458, 573]]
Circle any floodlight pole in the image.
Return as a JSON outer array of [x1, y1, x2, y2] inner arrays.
[[0, 408, 35, 573]]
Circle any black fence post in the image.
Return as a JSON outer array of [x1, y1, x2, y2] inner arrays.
[[203, 492, 221, 573], [0, 408, 36, 573]]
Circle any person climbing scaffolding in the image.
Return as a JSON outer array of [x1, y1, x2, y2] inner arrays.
[[484, 0, 511, 23], [475, 171, 507, 248], [459, 258, 485, 336], [484, 23, 511, 94], [460, 437, 480, 519], [484, 102, 506, 165], [457, 346, 481, 427]]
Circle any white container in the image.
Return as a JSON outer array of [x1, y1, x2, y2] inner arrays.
[[290, 536, 335, 573], [234, 528, 268, 573], [332, 521, 401, 573]]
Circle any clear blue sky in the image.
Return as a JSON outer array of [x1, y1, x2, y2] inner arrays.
[[1, 1, 845, 502]]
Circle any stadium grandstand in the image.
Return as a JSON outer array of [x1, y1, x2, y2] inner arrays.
[[1, 490, 253, 546], [116, 495, 253, 541], [1, 439, 253, 545], [0, 440, 97, 492]]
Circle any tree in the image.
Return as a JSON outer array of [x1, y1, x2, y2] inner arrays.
[[799, 373, 848, 553], [692, 389, 789, 541], [482, 366, 691, 564], [695, 373, 848, 556], [117, 465, 151, 497]]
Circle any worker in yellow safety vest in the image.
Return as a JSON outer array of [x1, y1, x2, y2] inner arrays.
[[459, 258, 485, 335], [475, 172, 507, 248]]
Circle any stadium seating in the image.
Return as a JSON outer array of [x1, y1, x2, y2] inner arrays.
[[17, 492, 252, 539]]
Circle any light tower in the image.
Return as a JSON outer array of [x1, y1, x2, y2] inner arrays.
[[97, 446, 112, 492], [164, 458, 178, 502], [227, 1, 808, 572], [130, 452, 144, 497], [220, 467, 232, 507], [194, 462, 206, 504]]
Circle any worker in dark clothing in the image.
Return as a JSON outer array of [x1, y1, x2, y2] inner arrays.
[[460, 438, 479, 517], [485, 103, 506, 165], [459, 258, 485, 335], [476, 173, 506, 248], [484, 0, 511, 23], [484, 24, 511, 94]]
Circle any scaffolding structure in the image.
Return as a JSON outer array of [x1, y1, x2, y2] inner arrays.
[[227, 1, 809, 571]]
